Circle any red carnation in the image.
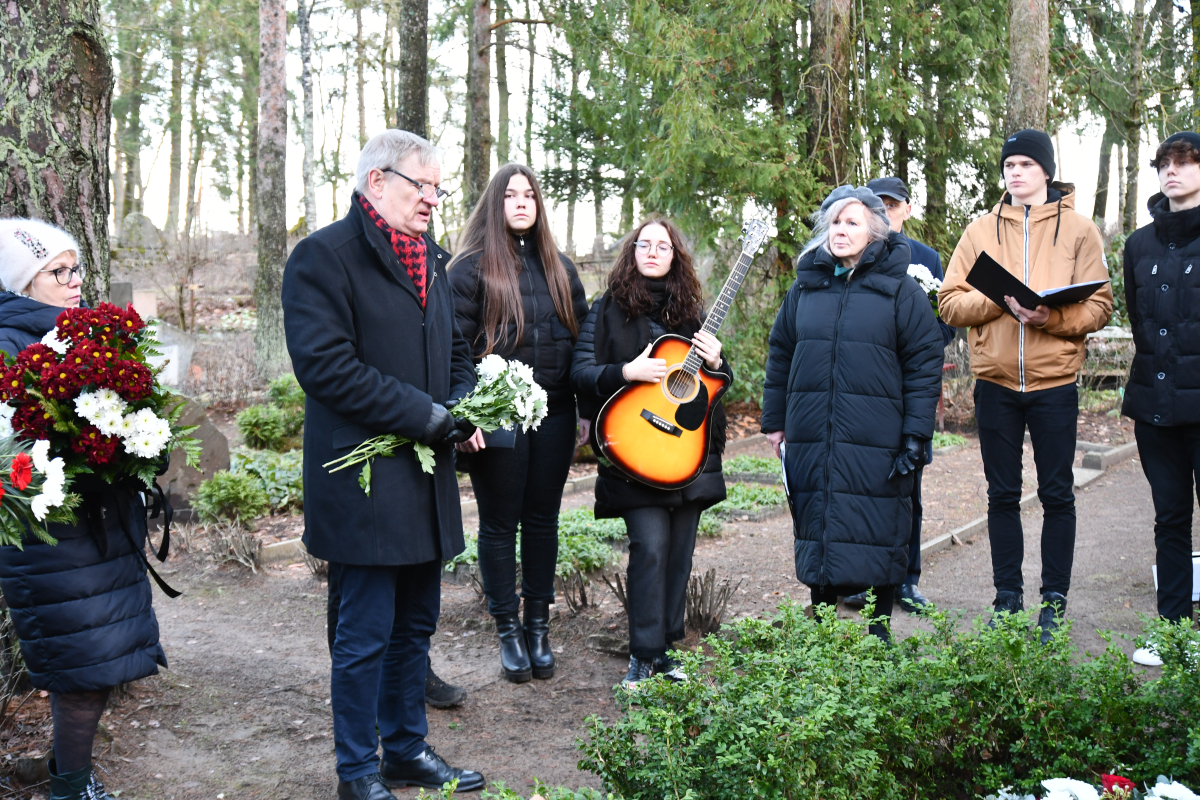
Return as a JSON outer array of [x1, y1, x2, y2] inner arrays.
[[1102, 775, 1136, 793], [0, 483, 6, 505], [9, 452, 31, 491]]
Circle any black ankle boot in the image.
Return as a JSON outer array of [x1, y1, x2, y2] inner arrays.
[[494, 613, 532, 683], [523, 599, 555, 679], [1037, 592, 1067, 645], [987, 590, 1025, 628], [49, 759, 110, 800]]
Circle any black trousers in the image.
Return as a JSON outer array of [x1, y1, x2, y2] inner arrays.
[[1134, 421, 1200, 624], [621, 503, 701, 661], [471, 411, 577, 616], [328, 560, 440, 782], [975, 379, 1078, 596], [810, 585, 895, 638]]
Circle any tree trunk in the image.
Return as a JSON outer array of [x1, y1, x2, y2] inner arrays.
[[117, 29, 146, 216], [1123, 0, 1146, 235], [923, 74, 946, 233], [395, 0, 428, 135], [1117, 143, 1126, 225], [496, 0, 510, 164], [894, 126, 909, 186], [298, 0, 317, 234], [1157, 0, 1176, 124], [183, 46, 207, 240], [236, 117, 246, 236], [565, 57, 579, 255], [1092, 121, 1118, 223], [357, 2, 366, 145], [0, 0, 112, 305], [1004, 0, 1049, 132], [256, 0, 290, 379], [619, 177, 634, 233], [1192, 0, 1200, 129], [242, 52, 260, 236], [806, 0, 854, 184], [381, 14, 394, 130], [592, 165, 603, 255], [112, 118, 125, 235], [165, 2, 184, 239], [524, 0, 535, 164], [465, 0, 494, 208]]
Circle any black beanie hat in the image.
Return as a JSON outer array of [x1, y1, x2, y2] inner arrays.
[[1151, 132, 1200, 168], [1000, 129, 1056, 181]]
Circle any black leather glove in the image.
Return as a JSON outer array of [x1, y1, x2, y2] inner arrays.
[[439, 415, 477, 446], [418, 403, 455, 445], [888, 435, 926, 480]]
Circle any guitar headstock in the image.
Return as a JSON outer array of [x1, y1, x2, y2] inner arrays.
[[738, 219, 770, 256]]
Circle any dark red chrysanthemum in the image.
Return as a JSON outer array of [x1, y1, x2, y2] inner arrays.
[[16, 343, 58, 372], [9, 452, 31, 491], [71, 425, 120, 466], [12, 403, 53, 438]]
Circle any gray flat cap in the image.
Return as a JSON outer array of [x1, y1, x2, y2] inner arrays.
[[820, 185, 889, 221]]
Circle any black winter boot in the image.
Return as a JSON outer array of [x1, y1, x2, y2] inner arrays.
[[494, 613, 532, 683], [522, 599, 556, 679], [49, 759, 110, 800], [987, 590, 1025, 628], [425, 656, 467, 708], [1037, 592, 1067, 645]]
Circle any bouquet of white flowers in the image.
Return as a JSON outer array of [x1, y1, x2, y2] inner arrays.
[[907, 263, 943, 317], [324, 354, 549, 495]]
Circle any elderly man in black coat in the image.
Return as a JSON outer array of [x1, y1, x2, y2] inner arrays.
[[282, 129, 484, 799]]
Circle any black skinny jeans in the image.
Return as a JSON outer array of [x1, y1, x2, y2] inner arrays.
[[622, 503, 701, 661], [472, 410, 577, 616], [1134, 421, 1200, 624], [975, 379, 1078, 597]]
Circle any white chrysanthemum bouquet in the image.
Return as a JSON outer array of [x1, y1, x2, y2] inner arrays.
[[325, 354, 549, 495], [907, 264, 943, 317]]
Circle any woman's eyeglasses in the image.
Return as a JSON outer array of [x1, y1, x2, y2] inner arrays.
[[635, 241, 674, 256], [39, 264, 87, 285]]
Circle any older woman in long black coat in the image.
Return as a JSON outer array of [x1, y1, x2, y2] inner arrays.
[[761, 186, 943, 639]]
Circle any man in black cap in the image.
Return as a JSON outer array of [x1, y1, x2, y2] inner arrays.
[[842, 177, 956, 614], [1120, 131, 1200, 665]]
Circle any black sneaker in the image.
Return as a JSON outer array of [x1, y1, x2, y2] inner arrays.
[[842, 591, 868, 610], [653, 653, 688, 682], [897, 583, 932, 614], [987, 590, 1025, 628], [1037, 592, 1067, 645], [425, 657, 466, 708], [621, 656, 655, 689]]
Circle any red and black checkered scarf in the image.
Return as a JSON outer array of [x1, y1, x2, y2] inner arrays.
[[357, 193, 428, 307]]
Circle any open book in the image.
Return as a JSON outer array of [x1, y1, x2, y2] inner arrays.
[[966, 251, 1108, 316]]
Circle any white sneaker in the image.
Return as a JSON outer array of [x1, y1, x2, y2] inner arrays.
[[1132, 645, 1163, 666]]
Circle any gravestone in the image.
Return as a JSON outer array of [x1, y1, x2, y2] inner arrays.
[[118, 213, 166, 253], [158, 400, 229, 522], [109, 281, 133, 309], [146, 321, 196, 387]]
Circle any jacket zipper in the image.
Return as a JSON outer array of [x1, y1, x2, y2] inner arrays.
[[1020, 206, 1029, 392], [522, 238, 540, 375], [818, 277, 852, 588]]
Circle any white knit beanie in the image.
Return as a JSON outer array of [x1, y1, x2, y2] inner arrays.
[[0, 218, 81, 294]]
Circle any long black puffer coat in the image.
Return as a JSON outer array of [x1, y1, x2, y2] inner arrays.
[[0, 293, 167, 693], [1120, 192, 1200, 427], [449, 234, 590, 417], [761, 233, 942, 590]]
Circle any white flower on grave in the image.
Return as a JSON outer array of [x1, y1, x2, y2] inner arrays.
[[40, 329, 68, 355]]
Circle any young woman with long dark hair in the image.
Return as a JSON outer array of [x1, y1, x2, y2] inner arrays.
[[571, 218, 731, 688], [448, 164, 589, 683]]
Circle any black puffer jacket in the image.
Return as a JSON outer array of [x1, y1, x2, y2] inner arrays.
[[0, 292, 166, 692], [761, 233, 942, 590], [449, 235, 590, 416], [1121, 192, 1200, 427]]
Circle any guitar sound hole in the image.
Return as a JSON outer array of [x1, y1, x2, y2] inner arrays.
[[666, 371, 696, 401]]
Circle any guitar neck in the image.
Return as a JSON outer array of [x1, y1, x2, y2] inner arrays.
[[682, 249, 755, 374]]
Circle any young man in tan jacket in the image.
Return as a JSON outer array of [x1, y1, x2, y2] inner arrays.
[[939, 129, 1113, 642]]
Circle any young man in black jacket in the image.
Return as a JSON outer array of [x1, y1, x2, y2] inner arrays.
[[1121, 131, 1200, 665]]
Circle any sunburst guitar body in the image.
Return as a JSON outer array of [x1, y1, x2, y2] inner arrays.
[[594, 218, 770, 490]]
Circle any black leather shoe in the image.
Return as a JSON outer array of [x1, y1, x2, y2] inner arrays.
[[987, 590, 1025, 628], [381, 745, 485, 792], [337, 773, 394, 800], [494, 613, 532, 683], [897, 583, 932, 614], [1037, 592, 1067, 645], [523, 598, 555, 679], [426, 656, 466, 708], [842, 591, 868, 610]]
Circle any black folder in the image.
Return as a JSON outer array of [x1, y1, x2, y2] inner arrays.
[[966, 251, 1108, 317]]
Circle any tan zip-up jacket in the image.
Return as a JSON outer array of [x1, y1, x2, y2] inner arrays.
[[939, 184, 1113, 392]]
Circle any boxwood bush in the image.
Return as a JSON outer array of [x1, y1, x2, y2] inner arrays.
[[236, 374, 305, 451], [193, 470, 270, 524]]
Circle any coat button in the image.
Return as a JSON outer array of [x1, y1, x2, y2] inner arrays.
[[1160, 328, 1167, 336], [1154, 414, 1161, 422], [1169, 242, 1177, 250], [1162, 284, 1169, 291], [1158, 372, 1166, 380]]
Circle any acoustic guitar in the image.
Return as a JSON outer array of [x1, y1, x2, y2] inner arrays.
[[595, 219, 770, 489]]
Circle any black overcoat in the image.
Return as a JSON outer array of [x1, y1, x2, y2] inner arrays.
[[1121, 192, 1200, 427], [282, 196, 476, 566], [760, 233, 942, 590]]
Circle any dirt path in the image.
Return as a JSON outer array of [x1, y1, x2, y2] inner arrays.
[[2, 447, 1193, 799]]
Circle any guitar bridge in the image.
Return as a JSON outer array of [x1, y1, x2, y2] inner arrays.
[[640, 409, 683, 437]]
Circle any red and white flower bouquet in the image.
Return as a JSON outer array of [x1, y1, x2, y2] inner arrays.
[[0, 303, 200, 546]]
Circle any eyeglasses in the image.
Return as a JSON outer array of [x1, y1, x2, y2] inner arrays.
[[635, 240, 674, 256], [381, 168, 451, 201], [38, 263, 87, 285]]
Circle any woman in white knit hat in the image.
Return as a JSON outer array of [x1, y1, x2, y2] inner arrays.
[[0, 218, 166, 800]]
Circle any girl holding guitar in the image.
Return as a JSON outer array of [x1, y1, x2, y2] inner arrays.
[[449, 164, 590, 683], [571, 218, 732, 688]]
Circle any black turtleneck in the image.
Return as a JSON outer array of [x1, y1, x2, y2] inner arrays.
[[644, 277, 669, 321], [1148, 192, 1200, 248]]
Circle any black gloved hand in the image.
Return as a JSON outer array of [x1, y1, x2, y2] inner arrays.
[[418, 403, 455, 445], [439, 415, 477, 446], [888, 435, 926, 480]]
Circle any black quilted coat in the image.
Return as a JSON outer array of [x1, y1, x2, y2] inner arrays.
[[760, 233, 943, 590]]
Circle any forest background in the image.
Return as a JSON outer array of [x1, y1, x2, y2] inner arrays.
[[1, 0, 1195, 401]]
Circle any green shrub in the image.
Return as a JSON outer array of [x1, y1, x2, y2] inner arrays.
[[696, 511, 724, 537], [723, 454, 781, 475], [558, 507, 626, 542], [193, 470, 270, 524], [932, 431, 967, 449], [267, 374, 305, 412], [557, 534, 618, 577], [577, 605, 1200, 799], [231, 448, 303, 511], [707, 482, 786, 518], [236, 404, 292, 450]]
